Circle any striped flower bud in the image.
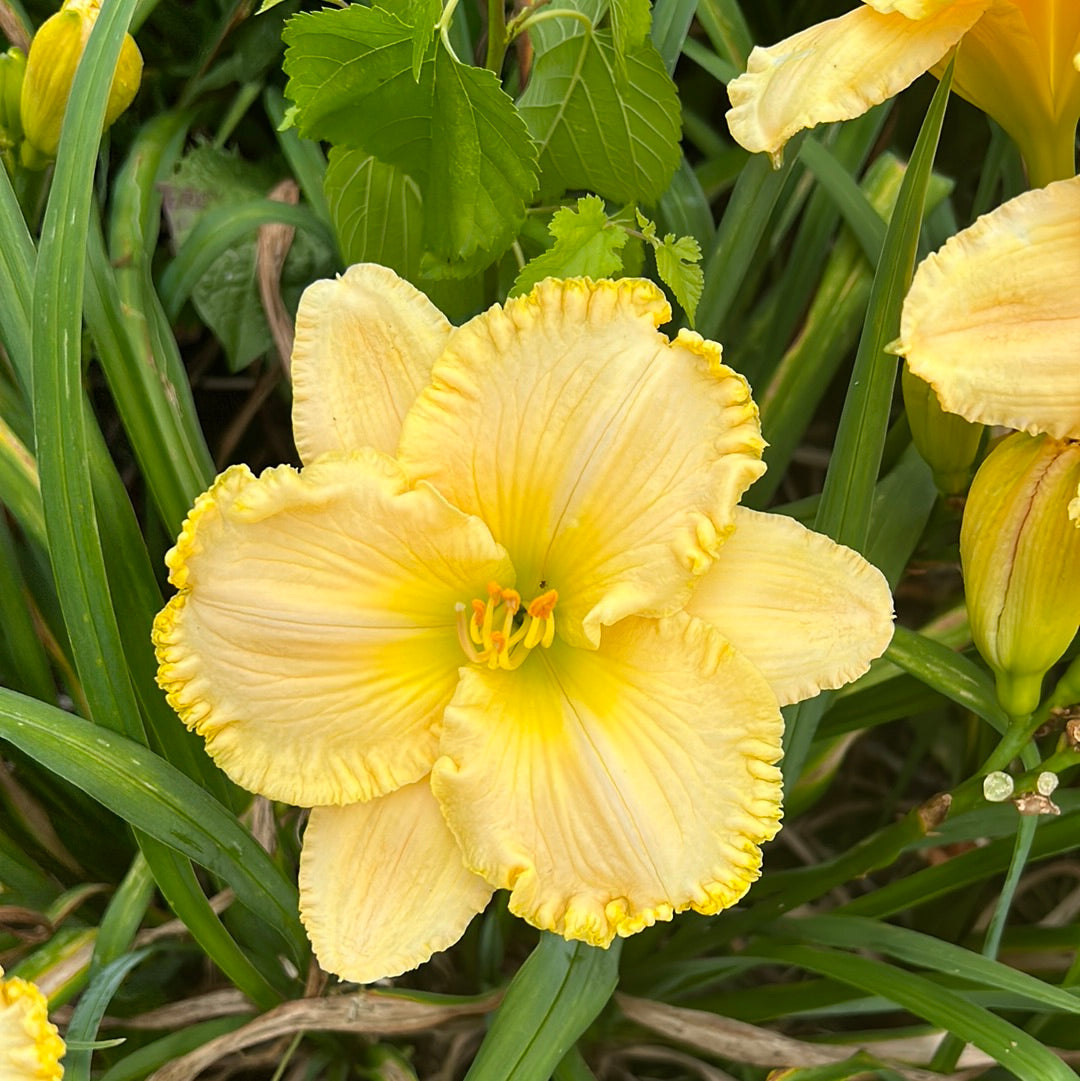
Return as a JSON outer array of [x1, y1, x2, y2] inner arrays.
[[961, 432, 1080, 717]]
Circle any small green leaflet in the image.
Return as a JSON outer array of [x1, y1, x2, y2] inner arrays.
[[511, 196, 628, 296], [517, 16, 680, 204], [637, 211, 704, 325], [283, 5, 537, 269]]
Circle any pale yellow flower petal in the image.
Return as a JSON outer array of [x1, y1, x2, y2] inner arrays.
[[153, 451, 512, 806], [431, 614, 783, 948], [726, 1, 987, 163], [398, 278, 765, 649], [899, 177, 1080, 440], [0, 968, 64, 1081], [299, 780, 493, 983], [685, 507, 894, 706], [291, 264, 451, 463]]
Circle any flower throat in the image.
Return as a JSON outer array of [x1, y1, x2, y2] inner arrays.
[[455, 582, 557, 670]]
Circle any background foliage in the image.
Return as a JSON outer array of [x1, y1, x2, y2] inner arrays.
[[0, 0, 1078, 1078]]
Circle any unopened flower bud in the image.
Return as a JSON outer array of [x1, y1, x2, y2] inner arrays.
[[0, 48, 25, 139], [961, 432, 1080, 717], [902, 365, 983, 496], [20, 0, 142, 164]]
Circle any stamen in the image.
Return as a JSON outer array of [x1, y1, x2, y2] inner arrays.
[[527, 589, 558, 619], [456, 582, 558, 669]]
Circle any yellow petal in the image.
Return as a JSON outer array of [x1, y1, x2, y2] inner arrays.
[[153, 450, 512, 806], [946, 1, 1080, 185], [725, 1, 987, 163], [291, 264, 451, 463], [0, 969, 64, 1081], [299, 781, 493, 983], [431, 614, 783, 947], [898, 177, 1080, 440], [398, 278, 765, 649], [685, 508, 894, 706]]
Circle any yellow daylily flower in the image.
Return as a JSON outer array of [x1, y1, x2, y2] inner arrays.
[[154, 267, 894, 983], [0, 967, 65, 1081], [896, 175, 1079, 489], [895, 178, 1080, 713], [727, 0, 1080, 185]]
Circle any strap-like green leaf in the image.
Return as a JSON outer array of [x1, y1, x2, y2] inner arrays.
[[813, 60, 954, 552], [747, 943, 1076, 1081], [0, 688, 307, 966], [464, 934, 621, 1081]]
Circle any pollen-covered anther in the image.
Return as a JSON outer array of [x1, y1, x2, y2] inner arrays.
[[455, 583, 558, 669]]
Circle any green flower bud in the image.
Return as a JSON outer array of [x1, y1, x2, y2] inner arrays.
[[0, 48, 25, 146], [20, 0, 142, 163], [902, 365, 984, 497], [961, 432, 1080, 718]]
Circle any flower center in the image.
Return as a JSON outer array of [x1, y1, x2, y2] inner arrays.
[[455, 581, 558, 670]]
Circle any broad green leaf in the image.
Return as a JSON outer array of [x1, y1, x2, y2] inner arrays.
[[610, 0, 651, 61], [161, 145, 336, 371], [464, 935, 621, 1081], [511, 195, 627, 296], [653, 233, 703, 325], [326, 147, 423, 275], [283, 6, 536, 266], [517, 21, 680, 204]]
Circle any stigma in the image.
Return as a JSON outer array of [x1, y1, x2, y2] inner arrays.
[[455, 581, 558, 670]]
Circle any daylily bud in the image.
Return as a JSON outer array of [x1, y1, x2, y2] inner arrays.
[[20, 0, 142, 164], [0, 47, 24, 138], [961, 432, 1080, 718], [902, 365, 983, 496]]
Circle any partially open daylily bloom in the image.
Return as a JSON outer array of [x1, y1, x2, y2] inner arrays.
[[898, 176, 1080, 449], [154, 267, 894, 983], [895, 177, 1080, 712], [0, 967, 65, 1081], [726, 0, 1080, 185]]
